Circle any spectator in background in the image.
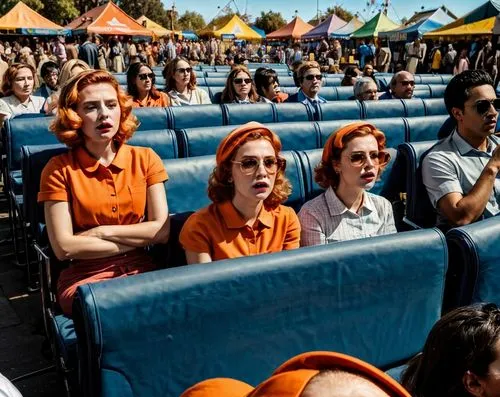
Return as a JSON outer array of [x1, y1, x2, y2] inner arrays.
[[35, 60, 59, 99], [163, 57, 211, 106], [221, 65, 260, 104], [341, 66, 361, 86], [254, 67, 288, 103], [454, 47, 470, 75], [429, 41, 442, 74], [354, 77, 378, 101], [0, 63, 44, 125], [52, 36, 67, 66], [64, 36, 78, 61], [95, 35, 108, 71], [78, 34, 99, 69], [299, 122, 395, 246], [402, 303, 500, 397], [379, 71, 415, 100], [127, 62, 170, 108], [286, 61, 326, 118], [363, 63, 377, 84], [442, 44, 456, 75], [179, 122, 300, 264], [376, 39, 391, 73]]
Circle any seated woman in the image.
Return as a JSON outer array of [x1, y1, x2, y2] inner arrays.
[[179, 122, 300, 264], [341, 66, 361, 86], [0, 63, 45, 125], [38, 70, 170, 316], [221, 65, 261, 104], [254, 67, 288, 103], [126, 62, 171, 108], [298, 122, 396, 246], [163, 57, 211, 106], [402, 303, 500, 397]]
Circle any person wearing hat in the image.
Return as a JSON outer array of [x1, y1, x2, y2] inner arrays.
[[298, 122, 396, 246], [181, 351, 412, 397], [179, 122, 300, 264]]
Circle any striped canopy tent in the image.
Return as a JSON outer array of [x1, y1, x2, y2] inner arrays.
[[351, 12, 399, 38], [66, 1, 153, 36], [302, 14, 347, 40], [424, 0, 500, 36], [329, 17, 364, 38], [136, 15, 174, 38], [380, 7, 456, 41], [267, 16, 314, 41], [424, 16, 496, 38], [199, 14, 262, 41], [0, 1, 68, 35]]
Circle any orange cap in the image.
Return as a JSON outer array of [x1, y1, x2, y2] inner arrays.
[[248, 351, 411, 397], [215, 122, 282, 165], [321, 122, 386, 164], [180, 378, 254, 397]]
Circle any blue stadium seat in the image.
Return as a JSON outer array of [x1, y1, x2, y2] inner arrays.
[[276, 76, 295, 87], [132, 107, 169, 131], [363, 99, 406, 119], [274, 103, 312, 123], [128, 128, 179, 159], [419, 76, 444, 85], [167, 104, 224, 130], [319, 86, 339, 101], [413, 86, 432, 99], [401, 98, 426, 118], [429, 84, 446, 98], [323, 77, 342, 87], [196, 76, 207, 86], [423, 98, 447, 116], [204, 77, 228, 86], [176, 125, 235, 157], [440, 75, 453, 84], [74, 226, 447, 396], [112, 73, 127, 85], [222, 103, 275, 125], [208, 86, 224, 103], [279, 86, 298, 96], [317, 101, 362, 121], [335, 86, 355, 100], [405, 115, 448, 142]]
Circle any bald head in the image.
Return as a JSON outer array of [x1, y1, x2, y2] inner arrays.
[[301, 370, 390, 397], [390, 71, 415, 99]]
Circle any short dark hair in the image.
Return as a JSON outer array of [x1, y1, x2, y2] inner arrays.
[[40, 61, 59, 79], [254, 68, 279, 97], [402, 303, 500, 397], [444, 70, 494, 118]]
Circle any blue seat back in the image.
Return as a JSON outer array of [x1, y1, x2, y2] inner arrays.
[[277, 76, 295, 87], [74, 227, 447, 396], [274, 103, 312, 122], [167, 105, 224, 130], [419, 76, 443, 85], [323, 77, 342, 87], [196, 76, 207, 86], [364, 99, 405, 119], [429, 85, 446, 98], [335, 86, 354, 100], [319, 86, 339, 101], [318, 101, 362, 121], [222, 103, 275, 125], [406, 115, 448, 142], [423, 98, 447, 116], [208, 87, 224, 104], [401, 99, 426, 118], [204, 77, 227, 86], [414, 86, 431, 98], [177, 126, 234, 157], [132, 107, 169, 131], [113, 73, 127, 84], [127, 129, 178, 159]]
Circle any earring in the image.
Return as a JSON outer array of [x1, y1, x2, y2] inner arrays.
[[228, 177, 233, 183]]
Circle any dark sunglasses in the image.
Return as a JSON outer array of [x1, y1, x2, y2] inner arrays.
[[175, 67, 193, 74], [304, 74, 323, 81], [234, 78, 252, 85], [400, 80, 415, 87], [348, 151, 390, 167], [474, 98, 500, 115], [138, 73, 154, 81]]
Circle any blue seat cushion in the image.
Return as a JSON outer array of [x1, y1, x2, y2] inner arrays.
[[52, 314, 77, 368]]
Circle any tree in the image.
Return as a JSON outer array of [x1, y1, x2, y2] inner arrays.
[[324, 5, 354, 22], [116, 0, 169, 26], [40, 0, 79, 25], [177, 11, 205, 31], [254, 10, 286, 33], [0, 0, 44, 17]]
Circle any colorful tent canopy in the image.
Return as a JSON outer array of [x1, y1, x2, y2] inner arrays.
[[200, 14, 262, 41], [267, 16, 314, 40], [136, 15, 172, 37], [329, 17, 364, 38], [66, 1, 152, 36], [381, 7, 455, 41], [302, 14, 347, 40], [251, 25, 266, 38], [351, 12, 399, 38], [424, 16, 495, 37], [0, 1, 68, 35], [425, 0, 500, 35]]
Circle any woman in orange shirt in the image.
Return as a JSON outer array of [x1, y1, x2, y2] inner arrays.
[[127, 62, 171, 108], [179, 122, 300, 264], [38, 70, 170, 316]]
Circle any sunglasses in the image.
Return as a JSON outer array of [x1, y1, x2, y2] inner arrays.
[[348, 151, 390, 167], [400, 80, 415, 87], [232, 157, 285, 175], [304, 74, 323, 81], [138, 73, 154, 81], [176, 67, 193, 74], [474, 98, 500, 115], [234, 78, 252, 85]]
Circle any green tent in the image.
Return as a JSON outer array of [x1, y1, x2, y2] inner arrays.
[[351, 12, 399, 38]]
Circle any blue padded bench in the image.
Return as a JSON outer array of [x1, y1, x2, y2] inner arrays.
[[132, 107, 169, 130], [222, 103, 275, 125], [444, 217, 500, 312], [167, 104, 224, 130], [274, 103, 313, 123], [406, 115, 448, 142], [364, 99, 406, 119], [318, 101, 363, 121], [208, 86, 224, 104], [73, 227, 448, 397], [423, 98, 447, 116]]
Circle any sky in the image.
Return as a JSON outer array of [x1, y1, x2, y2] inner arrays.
[[165, 0, 481, 25]]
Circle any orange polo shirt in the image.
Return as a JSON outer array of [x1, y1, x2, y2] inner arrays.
[[179, 201, 300, 261], [132, 91, 171, 108], [38, 144, 168, 232]]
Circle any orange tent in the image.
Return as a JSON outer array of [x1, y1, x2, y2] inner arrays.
[[267, 16, 314, 41], [0, 1, 68, 35], [66, 1, 152, 36]]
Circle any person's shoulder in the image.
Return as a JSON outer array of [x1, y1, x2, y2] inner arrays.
[[378, 91, 392, 100], [285, 92, 299, 103], [365, 191, 392, 208], [42, 149, 73, 174], [299, 191, 327, 214], [184, 204, 218, 227]]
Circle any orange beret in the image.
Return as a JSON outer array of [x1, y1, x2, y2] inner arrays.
[[215, 122, 282, 165], [180, 378, 253, 397], [321, 122, 386, 164]]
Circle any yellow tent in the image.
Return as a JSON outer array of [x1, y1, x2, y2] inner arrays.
[[424, 16, 495, 37], [201, 14, 261, 41], [136, 15, 182, 37]]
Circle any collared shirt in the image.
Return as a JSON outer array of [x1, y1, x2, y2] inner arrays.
[[38, 144, 168, 232], [296, 89, 327, 117], [132, 91, 171, 108], [179, 201, 300, 261], [298, 187, 396, 246], [422, 129, 500, 225], [0, 95, 45, 119], [167, 87, 211, 106]]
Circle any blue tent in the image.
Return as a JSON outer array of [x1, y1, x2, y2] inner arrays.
[[251, 25, 266, 38], [182, 30, 199, 40]]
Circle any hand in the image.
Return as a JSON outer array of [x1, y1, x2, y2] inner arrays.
[[489, 145, 500, 174]]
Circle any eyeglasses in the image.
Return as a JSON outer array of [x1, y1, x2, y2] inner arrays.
[[175, 67, 193, 74], [234, 78, 252, 85], [473, 98, 500, 115], [232, 157, 285, 175], [138, 73, 154, 81], [304, 74, 323, 81], [400, 80, 415, 87], [347, 151, 390, 167]]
